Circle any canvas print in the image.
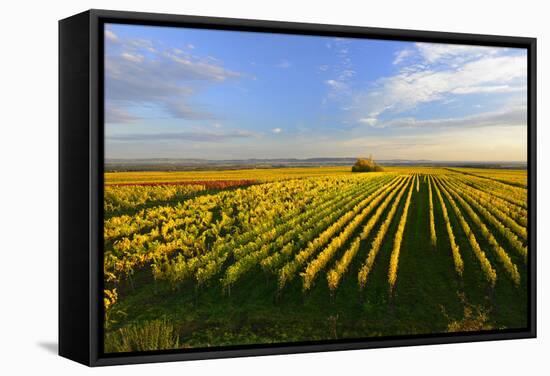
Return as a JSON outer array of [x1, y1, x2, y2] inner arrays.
[[102, 23, 528, 353]]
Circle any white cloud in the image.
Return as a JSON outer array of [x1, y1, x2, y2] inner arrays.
[[393, 49, 413, 65], [276, 60, 291, 69], [105, 30, 118, 42], [272, 128, 282, 134], [129, 38, 155, 52], [108, 130, 256, 142], [373, 105, 526, 129], [105, 35, 243, 122], [359, 117, 378, 126], [105, 106, 137, 123], [323, 38, 355, 101], [165, 51, 241, 81], [415, 43, 501, 64], [451, 84, 526, 94], [339, 70, 355, 80], [121, 52, 143, 63], [357, 53, 526, 122], [325, 79, 345, 89]]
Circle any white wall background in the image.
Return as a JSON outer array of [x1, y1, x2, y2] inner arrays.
[[0, 0, 546, 374]]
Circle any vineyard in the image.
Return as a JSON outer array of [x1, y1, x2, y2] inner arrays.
[[103, 167, 528, 352]]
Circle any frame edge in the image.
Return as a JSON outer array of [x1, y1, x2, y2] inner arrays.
[[61, 8, 537, 367], [59, 10, 93, 366]]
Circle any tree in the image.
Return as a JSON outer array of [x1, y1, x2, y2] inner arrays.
[[352, 155, 383, 172]]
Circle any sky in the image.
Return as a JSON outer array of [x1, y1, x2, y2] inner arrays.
[[104, 23, 528, 162]]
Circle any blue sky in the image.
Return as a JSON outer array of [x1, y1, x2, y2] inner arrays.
[[104, 24, 527, 161]]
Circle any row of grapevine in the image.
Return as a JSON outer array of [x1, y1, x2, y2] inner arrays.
[[447, 176, 527, 240], [446, 168, 527, 188], [301, 176, 408, 291], [231, 176, 389, 262], [166, 175, 392, 287], [357, 176, 413, 289], [105, 166, 357, 185], [434, 178, 497, 286], [104, 169, 528, 310], [278, 177, 402, 290], [438, 178, 521, 285], [448, 168, 528, 191], [219, 176, 396, 288], [256, 185, 377, 276], [326, 177, 410, 292], [388, 178, 415, 293], [326, 239, 360, 293], [430, 176, 463, 276], [108, 176, 375, 286], [458, 174, 526, 210], [444, 176, 527, 261], [104, 184, 207, 213], [109, 175, 346, 243], [428, 175, 437, 247]]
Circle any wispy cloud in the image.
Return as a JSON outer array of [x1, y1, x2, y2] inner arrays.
[[369, 105, 526, 129], [358, 117, 378, 126], [318, 65, 329, 72], [323, 38, 355, 99], [325, 79, 347, 91], [107, 130, 256, 142], [393, 49, 413, 65], [120, 52, 144, 63], [105, 106, 138, 123], [105, 29, 243, 123], [355, 44, 526, 124], [105, 29, 118, 42], [415, 43, 502, 64], [275, 59, 292, 69], [128, 38, 155, 52], [271, 128, 282, 134]]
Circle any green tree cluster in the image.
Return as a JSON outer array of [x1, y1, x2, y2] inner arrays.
[[352, 156, 383, 172]]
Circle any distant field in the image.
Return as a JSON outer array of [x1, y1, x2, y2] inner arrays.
[[105, 166, 352, 184], [103, 166, 528, 352], [446, 167, 527, 188]]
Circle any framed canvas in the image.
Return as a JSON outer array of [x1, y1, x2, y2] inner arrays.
[[59, 9, 537, 366]]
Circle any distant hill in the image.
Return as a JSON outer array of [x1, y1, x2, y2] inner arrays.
[[104, 157, 527, 172]]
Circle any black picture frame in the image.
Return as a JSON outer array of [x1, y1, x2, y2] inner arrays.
[[59, 8, 537, 367]]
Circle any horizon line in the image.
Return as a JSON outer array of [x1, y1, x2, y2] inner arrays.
[[105, 157, 528, 163]]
